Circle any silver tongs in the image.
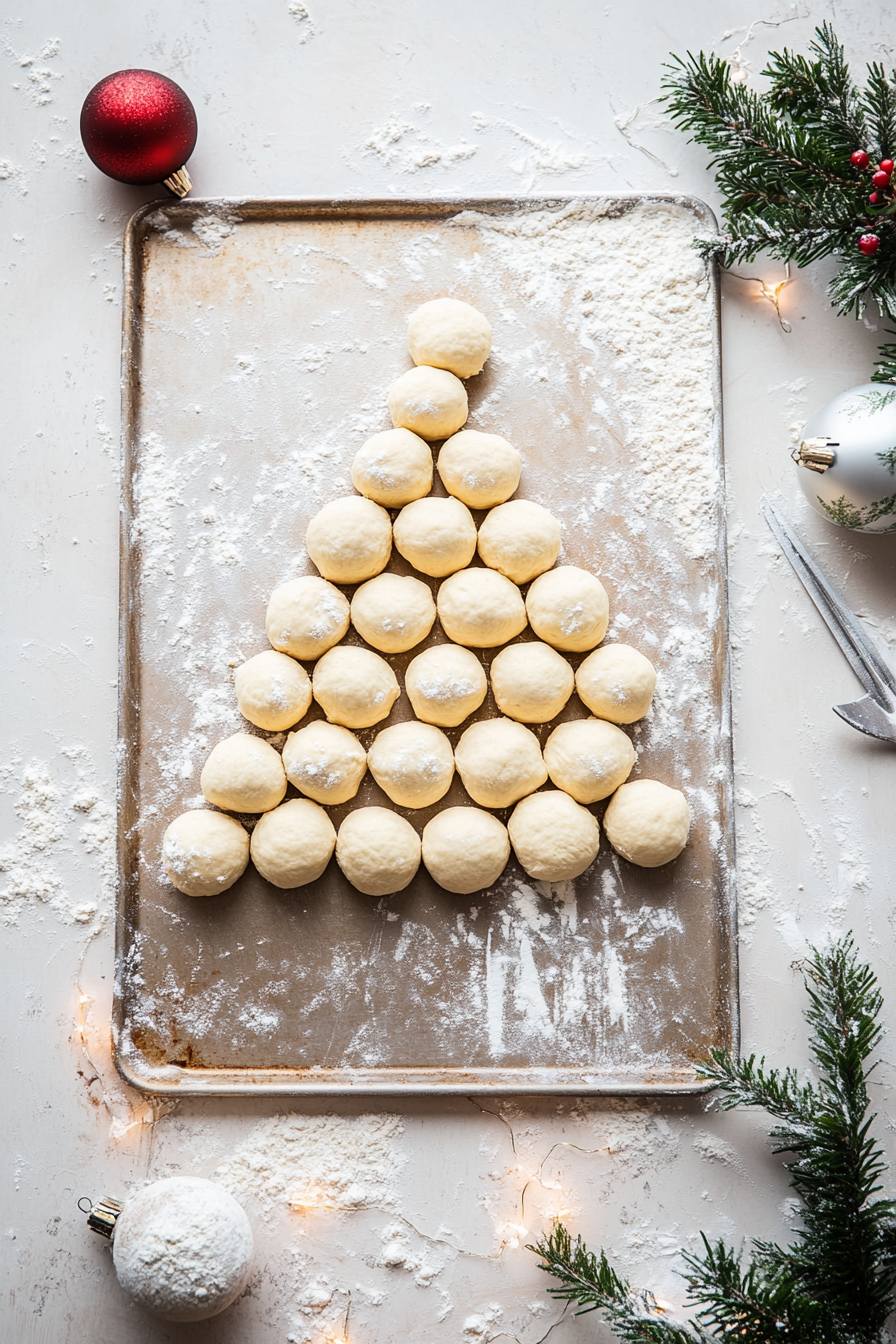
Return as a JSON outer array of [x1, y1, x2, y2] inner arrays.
[[761, 496, 896, 744]]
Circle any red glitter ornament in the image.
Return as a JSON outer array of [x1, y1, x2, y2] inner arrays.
[[851, 149, 870, 169], [80, 69, 197, 197], [858, 234, 880, 257]]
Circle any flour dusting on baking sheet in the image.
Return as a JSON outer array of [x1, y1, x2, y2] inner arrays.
[[115, 197, 735, 1093]]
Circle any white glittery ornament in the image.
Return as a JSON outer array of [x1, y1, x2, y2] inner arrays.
[[111, 1176, 253, 1321], [795, 383, 896, 532]]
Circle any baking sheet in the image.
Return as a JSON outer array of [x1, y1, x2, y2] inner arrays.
[[114, 195, 736, 1095]]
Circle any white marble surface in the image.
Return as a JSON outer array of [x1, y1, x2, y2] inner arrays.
[[3, 3, 896, 1341]]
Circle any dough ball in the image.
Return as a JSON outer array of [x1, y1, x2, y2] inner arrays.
[[367, 721, 455, 808], [575, 644, 657, 724], [112, 1177, 253, 1323], [282, 721, 367, 805], [422, 807, 510, 894], [477, 500, 561, 584], [508, 789, 600, 882], [526, 565, 609, 652], [437, 567, 527, 648], [387, 365, 468, 441], [454, 717, 547, 808], [405, 643, 487, 726], [265, 576, 350, 661], [393, 496, 477, 578], [305, 496, 392, 584], [437, 430, 521, 509], [407, 297, 493, 379], [312, 645, 400, 729], [603, 779, 690, 867], [335, 807, 421, 896], [351, 428, 433, 507], [543, 718, 635, 803], [249, 798, 336, 888], [234, 650, 312, 731], [162, 810, 249, 897], [351, 572, 436, 653], [200, 733, 287, 814], [489, 640, 575, 723]]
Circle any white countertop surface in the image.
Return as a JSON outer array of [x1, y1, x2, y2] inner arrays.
[[3, 3, 896, 1341]]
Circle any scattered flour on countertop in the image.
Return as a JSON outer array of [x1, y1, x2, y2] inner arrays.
[[287, 1, 316, 42], [0, 748, 115, 926], [361, 116, 477, 173], [215, 1114, 405, 1213]]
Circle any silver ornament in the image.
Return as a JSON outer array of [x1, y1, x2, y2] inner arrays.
[[794, 382, 896, 532]]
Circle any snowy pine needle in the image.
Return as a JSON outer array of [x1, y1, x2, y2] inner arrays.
[[531, 936, 896, 1343]]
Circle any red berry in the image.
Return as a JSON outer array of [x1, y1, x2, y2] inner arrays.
[[852, 149, 870, 168], [870, 192, 882, 204], [872, 169, 891, 188], [881, 159, 895, 173], [859, 234, 881, 256]]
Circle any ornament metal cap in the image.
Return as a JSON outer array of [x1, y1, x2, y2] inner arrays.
[[163, 166, 193, 198], [792, 436, 838, 473], [79, 1194, 123, 1239]]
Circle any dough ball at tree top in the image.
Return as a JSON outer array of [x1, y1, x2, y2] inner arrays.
[[234, 650, 311, 732], [200, 733, 287, 814], [387, 365, 468, 441], [603, 779, 690, 868], [508, 789, 600, 883], [162, 810, 249, 898], [266, 576, 350, 661], [351, 572, 436, 654], [422, 807, 510, 894], [367, 720, 455, 809], [477, 499, 561, 585], [393, 496, 477, 578], [575, 643, 657, 724], [543, 718, 635, 804], [312, 644, 400, 729], [489, 640, 575, 724], [437, 430, 521, 509], [249, 798, 336, 889], [407, 296, 493, 379], [404, 642, 487, 727], [526, 565, 609, 652], [454, 716, 547, 809], [437, 566, 527, 648], [282, 720, 367, 805], [305, 496, 392, 584], [335, 807, 421, 897], [351, 428, 433, 507]]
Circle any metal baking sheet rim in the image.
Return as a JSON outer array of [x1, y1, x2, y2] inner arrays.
[[114, 194, 738, 1098]]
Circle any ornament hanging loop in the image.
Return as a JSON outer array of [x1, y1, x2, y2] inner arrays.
[[82, 1194, 124, 1239], [792, 437, 838, 473], [163, 166, 193, 198]]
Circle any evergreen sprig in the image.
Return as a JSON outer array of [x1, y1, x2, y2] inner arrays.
[[530, 936, 896, 1344], [660, 24, 896, 335]]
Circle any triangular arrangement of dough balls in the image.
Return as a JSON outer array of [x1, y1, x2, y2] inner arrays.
[[162, 298, 692, 900]]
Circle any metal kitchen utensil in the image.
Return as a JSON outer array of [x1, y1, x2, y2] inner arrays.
[[762, 495, 896, 743], [114, 195, 737, 1095]]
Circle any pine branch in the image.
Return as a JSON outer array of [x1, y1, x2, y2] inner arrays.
[[530, 936, 896, 1344], [530, 1224, 709, 1343], [681, 1235, 828, 1343], [871, 335, 896, 383], [660, 25, 896, 323]]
